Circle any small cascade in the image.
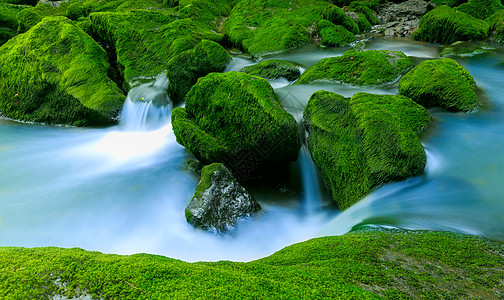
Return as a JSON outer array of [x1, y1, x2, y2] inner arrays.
[[120, 73, 172, 131], [299, 144, 322, 215]]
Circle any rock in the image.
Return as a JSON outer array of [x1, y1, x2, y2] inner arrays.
[[456, 0, 503, 20], [412, 5, 489, 44], [303, 91, 431, 210], [486, 10, 504, 43], [373, 0, 429, 37], [296, 49, 412, 87], [240, 59, 301, 81], [185, 163, 261, 233], [322, 5, 360, 35], [166, 40, 231, 103], [171, 72, 300, 181], [398, 58, 480, 112], [316, 19, 356, 47], [0, 3, 26, 46], [439, 43, 495, 58], [0, 16, 125, 126]]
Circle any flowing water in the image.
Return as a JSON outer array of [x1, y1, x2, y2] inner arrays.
[[1, 38, 504, 262]]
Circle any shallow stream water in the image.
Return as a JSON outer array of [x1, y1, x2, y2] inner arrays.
[[1, 38, 503, 262]]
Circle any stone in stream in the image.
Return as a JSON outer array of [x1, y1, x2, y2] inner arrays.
[[240, 59, 301, 81], [185, 163, 261, 233]]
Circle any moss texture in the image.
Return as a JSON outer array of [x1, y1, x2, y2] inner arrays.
[[0, 16, 125, 126], [350, 3, 379, 25], [17, 2, 69, 33], [412, 5, 489, 44], [486, 9, 504, 43], [297, 49, 411, 87], [172, 72, 300, 180], [223, 0, 331, 57], [317, 19, 356, 47], [456, 0, 503, 20], [322, 5, 359, 34], [356, 13, 371, 32], [0, 3, 25, 45], [166, 39, 231, 103], [240, 59, 301, 81], [398, 58, 480, 112], [304, 91, 430, 210], [0, 230, 502, 298]]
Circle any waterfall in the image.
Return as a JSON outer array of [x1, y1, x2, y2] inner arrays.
[[299, 145, 322, 215]]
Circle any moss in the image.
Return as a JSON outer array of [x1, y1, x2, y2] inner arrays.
[[429, 0, 466, 6], [172, 72, 300, 180], [398, 58, 480, 112], [439, 43, 495, 57], [303, 91, 430, 210], [166, 39, 231, 103], [412, 5, 489, 44], [486, 10, 504, 42], [240, 59, 301, 81], [0, 3, 25, 45], [16, 2, 70, 33], [322, 5, 359, 34], [350, 3, 378, 25], [456, 0, 503, 20], [317, 19, 356, 47], [297, 49, 412, 87], [0, 16, 125, 126], [356, 13, 371, 32], [0, 0, 36, 5]]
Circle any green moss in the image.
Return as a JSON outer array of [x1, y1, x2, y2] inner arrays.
[[0, 3, 25, 45], [303, 91, 430, 210], [456, 0, 503, 20], [172, 72, 300, 180], [398, 58, 480, 112], [350, 3, 378, 25], [166, 39, 231, 103], [356, 13, 371, 32], [0, 0, 36, 5], [317, 19, 356, 47], [412, 5, 489, 44], [439, 43, 495, 57], [486, 10, 504, 42], [240, 59, 301, 81], [0, 16, 125, 126], [1, 230, 502, 298], [322, 5, 359, 34], [297, 49, 412, 87], [429, 0, 466, 6], [16, 2, 70, 33]]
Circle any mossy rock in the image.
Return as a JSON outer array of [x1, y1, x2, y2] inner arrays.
[[0, 0, 36, 4], [486, 10, 504, 43], [356, 13, 371, 32], [350, 3, 379, 25], [16, 2, 70, 33], [172, 72, 300, 180], [456, 0, 503, 20], [303, 91, 430, 210], [439, 44, 495, 57], [0, 3, 25, 45], [398, 58, 479, 112], [185, 163, 261, 233], [166, 39, 231, 103], [317, 19, 356, 47], [297, 49, 412, 86], [240, 59, 301, 81], [0, 16, 125, 126], [322, 5, 360, 34], [412, 5, 489, 44]]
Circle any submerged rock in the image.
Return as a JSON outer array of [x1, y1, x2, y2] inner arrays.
[[486, 10, 504, 43], [0, 16, 125, 126], [297, 49, 411, 86], [185, 163, 261, 233], [398, 58, 479, 112], [303, 91, 431, 210], [172, 72, 300, 181], [240, 59, 301, 81]]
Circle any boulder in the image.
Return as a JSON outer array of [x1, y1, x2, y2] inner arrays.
[[185, 163, 261, 233], [456, 0, 503, 20], [166, 40, 231, 102], [0, 16, 125, 126], [322, 5, 360, 34], [172, 72, 300, 180], [316, 19, 356, 47], [303, 91, 431, 210], [398, 58, 479, 112], [296, 49, 412, 86], [486, 10, 504, 43], [240, 59, 301, 81]]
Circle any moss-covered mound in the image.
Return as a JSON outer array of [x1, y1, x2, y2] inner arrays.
[[297, 49, 412, 87], [0, 16, 125, 126], [0, 3, 25, 45], [16, 2, 70, 33], [456, 0, 503, 20], [172, 72, 300, 180], [412, 6, 489, 44], [322, 5, 360, 35], [223, 0, 330, 57], [350, 3, 379, 25], [316, 19, 356, 47], [304, 91, 430, 210], [486, 9, 504, 43], [166, 40, 231, 103], [398, 58, 479, 112], [240, 59, 301, 81], [1, 230, 502, 298]]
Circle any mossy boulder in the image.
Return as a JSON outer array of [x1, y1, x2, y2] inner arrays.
[[0, 16, 125, 126], [303, 91, 430, 210], [172, 72, 300, 180], [398, 58, 479, 112], [412, 6, 489, 44], [439, 43, 495, 58], [240, 59, 301, 81], [0, 3, 25, 45], [322, 5, 360, 35], [356, 13, 372, 32], [316, 19, 356, 47], [297, 49, 412, 86], [17, 2, 69, 33], [166, 39, 231, 103], [185, 163, 261, 233], [350, 3, 379, 25], [486, 10, 504, 43], [456, 0, 503, 20]]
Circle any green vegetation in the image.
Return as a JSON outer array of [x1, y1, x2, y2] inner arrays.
[[412, 6, 489, 44], [456, 0, 503, 20], [172, 72, 300, 180], [304, 91, 430, 210], [356, 13, 371, 32], [350, 3, 379, 25], [0, 3, 25, 45], [240, 59, 301, 81], [439, 43, 495, 58], [486, 9, 504, 43], [166, 39, 231, 103], [0, 16, 125, 126], [297, 49, 412, 86], [0, 0, 36, 5], [17, 2, 69, 33], [0, 230, 502, 298], [398, 58, 480, 112], [322, 5, 359, 34], [317, 19, 356, 47]]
